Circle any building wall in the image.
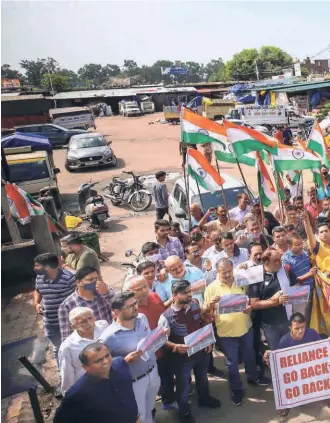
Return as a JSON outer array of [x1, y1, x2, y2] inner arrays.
[[305, 57, 330, 74]]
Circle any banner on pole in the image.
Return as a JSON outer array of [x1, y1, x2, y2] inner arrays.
[[270, 339, 330, 410]]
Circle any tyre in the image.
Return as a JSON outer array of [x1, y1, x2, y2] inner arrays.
[[65, 160, 74, 172], [110, 199, 122, 206], [129, 191, 152, 212], [110, 155, 117, 167]]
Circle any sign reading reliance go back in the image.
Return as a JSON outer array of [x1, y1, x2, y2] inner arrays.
[[270, 339, 330, 410]]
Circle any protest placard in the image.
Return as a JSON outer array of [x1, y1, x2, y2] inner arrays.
[[184, 323, 215, 357], [218, 294, 248, 314], [285, 285, 310, 305], [137, 326, 167, 359], [270, 339, 330, 410], [234, 265, 264, 287]]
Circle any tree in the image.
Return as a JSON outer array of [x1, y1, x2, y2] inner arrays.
[[41, 73, 70, 92], [1, 64, 21, 79], [57, 68, 80, 87], [19, 57, 60, 87], [205, 58, 224, 80], [225, 46, 293, 81], [77, 63, 103, 86]]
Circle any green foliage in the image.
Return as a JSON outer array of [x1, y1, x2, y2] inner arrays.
[[41, 73, 70, 92], [1, 64, 21, 79]]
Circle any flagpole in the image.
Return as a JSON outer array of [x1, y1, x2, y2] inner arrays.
[[235, 159, 254, 203], [180, 107, 192, 233], [274, 172, 284, 225], [215, 158, 232, 227], [296, 170, 302, 202]]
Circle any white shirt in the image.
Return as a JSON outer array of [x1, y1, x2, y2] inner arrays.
[[59, 320, 109, 394], [285, 183, 302, 200], [211, 248, 249, 270], [228, 206, 251, 224]]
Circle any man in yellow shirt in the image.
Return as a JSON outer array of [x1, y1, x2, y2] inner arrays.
[[204, 258, 270, 406]]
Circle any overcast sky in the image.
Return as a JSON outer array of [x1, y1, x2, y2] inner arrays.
[[2, 1, 330, 72]]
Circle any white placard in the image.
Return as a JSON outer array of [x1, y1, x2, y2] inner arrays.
[[269, 339, 330, 410], [234, 265, 264, 287]]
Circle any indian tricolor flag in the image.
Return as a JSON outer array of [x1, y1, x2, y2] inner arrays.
[[187, 148, 224, 193], [223, 119, 278, 157], [272, 144, 321, 172], [307, 120, 330, 166], [256, 152, 276, 207], [181, 108, 227, 144]]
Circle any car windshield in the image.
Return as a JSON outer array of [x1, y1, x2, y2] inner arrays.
[[191, 187, 251, 211], [70, 136, 106, 149], [8, 158, 50, 183]]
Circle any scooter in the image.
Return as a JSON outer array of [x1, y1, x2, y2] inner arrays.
[[78, 182, 109, 229]]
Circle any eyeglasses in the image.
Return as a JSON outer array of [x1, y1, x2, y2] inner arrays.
[[122, 301, 138, 310]]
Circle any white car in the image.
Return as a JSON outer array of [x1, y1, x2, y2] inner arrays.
[[168, 173, 256, 231]]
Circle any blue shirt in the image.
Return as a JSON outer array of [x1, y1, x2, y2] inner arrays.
[[100, 313, 156, 379], [278, 328, 320, 349], [155, 265, 205, 305], [53, 357, 138, 423], [281, 250, 314, 287]]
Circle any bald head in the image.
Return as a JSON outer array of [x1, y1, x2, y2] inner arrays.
[[190, 203, 202, 219], [165, 255, 185, 279], [126, 275, 149, 302]]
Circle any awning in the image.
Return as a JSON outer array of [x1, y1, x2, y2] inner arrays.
[[270, 81, 330, 93]]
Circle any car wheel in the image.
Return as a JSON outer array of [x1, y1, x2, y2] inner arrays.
[[65, 160, 74, 172], [110, 155, 117, 167]]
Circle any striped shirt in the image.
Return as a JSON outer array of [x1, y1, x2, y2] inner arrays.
[[36, 269, 76, 328], [155, 236, 184, 261], [281, 250, 314, 287], [58, 288, 115, 341]]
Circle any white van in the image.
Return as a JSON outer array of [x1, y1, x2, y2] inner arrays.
[[168, 174, 255, 231], [49, 107, 95, 130]]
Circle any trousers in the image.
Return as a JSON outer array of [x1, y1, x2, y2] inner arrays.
[[262, 322, 289, 351], [133, 366, 160, 423], [171, 351, 210, 415], [45, 325, 62, 367], [217, 327, 258, 393], [156, 207, 168, 220]]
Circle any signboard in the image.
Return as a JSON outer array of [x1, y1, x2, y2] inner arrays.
[[294, 63, 302, 77], [184, 323, 215, 357], [285, 285, 310, 305], [161, 67, 188, 76], [1, 78, 21, 89], [270, 339, 330, 410]]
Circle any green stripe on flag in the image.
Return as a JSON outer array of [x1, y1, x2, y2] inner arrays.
[[274, 158, 321, 172], [232, 139, 278, 157], [182, 131, 218, 144], [257, 171, 272, 207]]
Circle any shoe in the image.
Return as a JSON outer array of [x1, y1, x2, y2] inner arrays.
[[161, 401, 179, 411], [231, 390, 245, 406], [247, 376, 272, 387], [198, 396, 221, 409], [208, 367, 226, 379], [179, 412, 195, 423]]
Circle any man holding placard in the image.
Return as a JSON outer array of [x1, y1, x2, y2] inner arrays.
[[204, 258, 271, 407], [159, 280, 221, 423]]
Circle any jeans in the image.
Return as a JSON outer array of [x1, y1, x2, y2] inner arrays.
[[45, 325, 62, 366], [171, 351, 210, 415], [156, 207, 168, 220], [157, 354, 175, 405], [262, 322, 289, 351], [217, 328, 258, 394]]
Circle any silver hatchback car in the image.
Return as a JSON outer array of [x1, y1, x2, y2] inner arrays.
[[65, 133, 117, 172]]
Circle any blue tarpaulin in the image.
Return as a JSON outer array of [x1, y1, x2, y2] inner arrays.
[[1, 133, 52, 153]]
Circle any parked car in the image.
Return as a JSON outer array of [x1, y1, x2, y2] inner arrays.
[[168, 174, 256, 231], [65, 133, 117, 172], [15, 124, 87, 147]]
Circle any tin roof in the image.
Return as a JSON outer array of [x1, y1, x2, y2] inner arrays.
[[1, 94, 46, 102]]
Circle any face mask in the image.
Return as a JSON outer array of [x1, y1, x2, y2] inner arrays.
[[83, 282, 97, 293], [35, 269, 46, 276], [192, 233, 203, 242], [147, 253, 161, 263]]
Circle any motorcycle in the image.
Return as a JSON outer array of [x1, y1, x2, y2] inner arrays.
[[120, 249, 139, 291], [104, 171, 152, 212], [78, 181, 109, 229]]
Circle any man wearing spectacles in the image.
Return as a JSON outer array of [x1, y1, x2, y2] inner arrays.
[[100, 291, 160, 423]]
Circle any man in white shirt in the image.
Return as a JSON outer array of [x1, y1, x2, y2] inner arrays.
[[285, 174, 302, 200], [228, 193, 251, 224], [58, 307, 109, 394]]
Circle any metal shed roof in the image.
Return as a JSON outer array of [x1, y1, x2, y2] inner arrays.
[[1, 94, 46, 102], [270, 81, 330, 93], [52, 86, 196, 100]]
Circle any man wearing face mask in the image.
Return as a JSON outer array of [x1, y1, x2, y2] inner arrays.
[[58, 266, 115, 341], [34, 253, 76, 365]]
